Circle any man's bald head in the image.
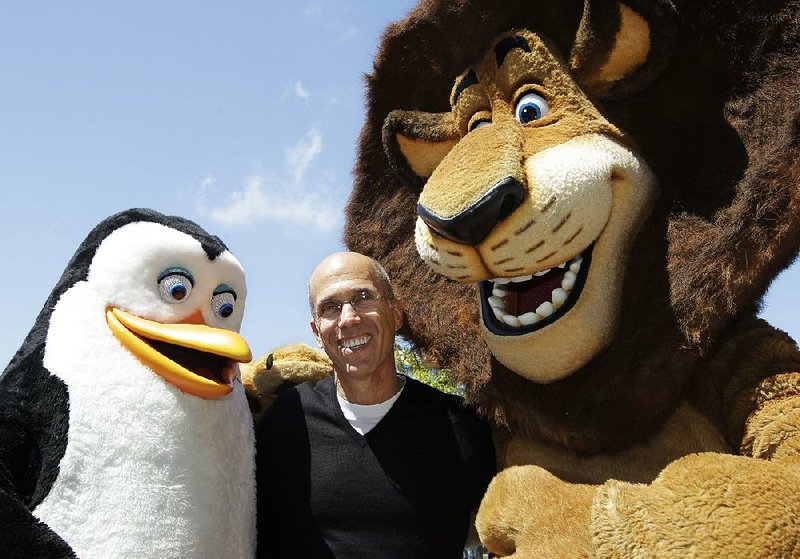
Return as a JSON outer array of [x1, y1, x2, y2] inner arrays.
[[308, 252, 394, 318]]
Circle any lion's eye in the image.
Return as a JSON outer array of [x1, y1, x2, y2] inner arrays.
[[469, 118, 492, 132], [515, 92, 549, 124]]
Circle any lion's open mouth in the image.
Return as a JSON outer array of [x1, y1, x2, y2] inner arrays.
[[481, 245, 593, 335]]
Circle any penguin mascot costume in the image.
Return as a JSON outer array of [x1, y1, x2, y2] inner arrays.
[[0, 208, 255, 558]]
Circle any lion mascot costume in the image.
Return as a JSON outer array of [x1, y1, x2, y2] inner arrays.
[[343, 0, 800, 556]]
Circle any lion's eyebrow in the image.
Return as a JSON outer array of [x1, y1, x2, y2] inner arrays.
[[494, 35, 531, 67], [452, 68, 479, 105]]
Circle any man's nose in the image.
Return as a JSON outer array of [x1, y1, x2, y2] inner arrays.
[[338, 302, 361, 325]]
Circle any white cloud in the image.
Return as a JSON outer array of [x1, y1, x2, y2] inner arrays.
[[285, 127, 322, 184], [279, 80, 312, 103], [193, 175, 216, 209], [339, 25, 357, 41], [195, 128, 340, 233], [294, 81, 310, 101], [207, 175, 340, 231]]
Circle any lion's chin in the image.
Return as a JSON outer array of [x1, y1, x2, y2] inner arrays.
[[478, 228, 630, 385]]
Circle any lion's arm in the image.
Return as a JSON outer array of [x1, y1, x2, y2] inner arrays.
[[588, 317, 800, 558], [706, 316, 800, 461]]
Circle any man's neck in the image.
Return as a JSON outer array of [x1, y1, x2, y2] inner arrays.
[[335, 371, 404, 405]]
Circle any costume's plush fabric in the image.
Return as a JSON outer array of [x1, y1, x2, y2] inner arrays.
[[0, 208, 256, 559], [344, 1, 800, 556], [241, 342, 332, 422]]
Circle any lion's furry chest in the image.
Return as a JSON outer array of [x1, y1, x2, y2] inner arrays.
[[502, 402, 731, 485]]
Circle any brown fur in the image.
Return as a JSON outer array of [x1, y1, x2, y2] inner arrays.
[[344, 1, 800, 554], [345, 0, 800, 453]]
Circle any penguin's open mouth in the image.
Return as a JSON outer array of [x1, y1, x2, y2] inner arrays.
[[106, 307, 252, 400]]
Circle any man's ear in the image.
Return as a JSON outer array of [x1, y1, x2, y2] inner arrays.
[[309, 318, 323, 348], [391, 298, 404, 331], [382, 109, 460, 186]]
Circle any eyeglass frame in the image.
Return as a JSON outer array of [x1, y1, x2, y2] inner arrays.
[[314, 289, 393, 322]]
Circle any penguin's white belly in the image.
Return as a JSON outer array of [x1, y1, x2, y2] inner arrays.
[[35, 287, 255, 558], [34, 379, 255, 559]]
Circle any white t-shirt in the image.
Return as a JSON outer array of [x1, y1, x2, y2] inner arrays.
[[336, 376, 406, 435]]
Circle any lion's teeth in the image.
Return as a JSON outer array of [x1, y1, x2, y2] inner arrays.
[[492, 286, 507, 297], [551, 288, 568, 309], [535, 301, 554, 318], [488, 296, 504, 309], [562, 271, 576, 291], [518, 312, 539, 326], [488, 253, 589, 328]]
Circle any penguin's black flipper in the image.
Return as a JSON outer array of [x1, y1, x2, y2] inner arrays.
[[0, 345, 74, 558], [0, 471, 76, 559]]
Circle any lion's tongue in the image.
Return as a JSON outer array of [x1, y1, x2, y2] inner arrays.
[[503, 271, 566, 315]]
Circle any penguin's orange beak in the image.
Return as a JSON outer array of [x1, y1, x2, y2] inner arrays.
[[106, 307, 252, 400]]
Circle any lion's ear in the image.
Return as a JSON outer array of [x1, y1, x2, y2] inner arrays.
[[383, 109, 460, 185], [570, 0, 679, 99]]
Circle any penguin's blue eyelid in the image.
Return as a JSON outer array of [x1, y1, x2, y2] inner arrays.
[[157, 267, 195, 286], [210, 289, 236, 319], [213, 284, 237, 301]]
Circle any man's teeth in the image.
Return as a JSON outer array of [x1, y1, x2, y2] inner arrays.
[[489, 255, 583, 327], [341, 335, 370, 349]]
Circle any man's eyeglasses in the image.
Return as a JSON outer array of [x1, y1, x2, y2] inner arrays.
[[316, 290, 388, 321]]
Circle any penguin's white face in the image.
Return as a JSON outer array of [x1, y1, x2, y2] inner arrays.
[[90, 222, 247, 330], [48, 221, 252, 400]]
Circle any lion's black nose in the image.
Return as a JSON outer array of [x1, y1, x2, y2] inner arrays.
[[417, 176, 525, 245]]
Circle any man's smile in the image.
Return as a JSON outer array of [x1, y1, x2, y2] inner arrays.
[[339, 334, 372, 353]]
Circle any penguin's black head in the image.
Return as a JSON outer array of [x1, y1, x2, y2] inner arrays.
[[39, 208, 252, 399], [53, 208, 229, 298]]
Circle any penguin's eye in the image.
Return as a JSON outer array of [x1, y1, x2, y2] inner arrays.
[[211, 284, 237, 319], [514, 91, 549, 124], [158, 268, 194, 304]]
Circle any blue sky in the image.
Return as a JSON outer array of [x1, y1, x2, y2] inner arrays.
[[1, 1, 798, 367]]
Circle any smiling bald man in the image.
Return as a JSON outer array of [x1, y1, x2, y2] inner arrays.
[[255, 252, 496, 559]]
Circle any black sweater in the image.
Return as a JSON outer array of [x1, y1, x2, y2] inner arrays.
[[255, 375, 496, 559]]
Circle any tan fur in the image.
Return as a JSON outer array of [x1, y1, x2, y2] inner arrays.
[[477, 465, 595, 558], [592, 454, 800, 558], [241, 343, 332, 421], [393, 30, 659, 382], [396, 135, 458, 179], [592, 4, 651, 85], [504, 403, 730, 485]]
